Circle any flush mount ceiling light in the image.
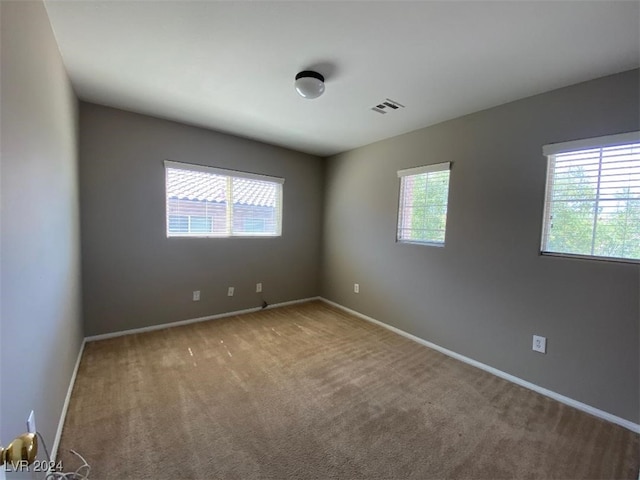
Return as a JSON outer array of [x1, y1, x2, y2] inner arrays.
[[295, 71, 325, 99]]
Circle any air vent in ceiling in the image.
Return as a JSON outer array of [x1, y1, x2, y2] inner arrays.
[[371, 98, 405, 114]]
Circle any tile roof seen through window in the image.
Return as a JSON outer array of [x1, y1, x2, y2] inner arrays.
[[167, 168, 278, 207]]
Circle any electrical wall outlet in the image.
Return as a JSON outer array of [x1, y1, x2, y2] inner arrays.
[[533, 335, 547, 354], [256, 282, 262, 293], [354, 283, 359, 294], [192, 290, 200, 301], [27, 410, 36, 433], [227, 287, 234, 297]]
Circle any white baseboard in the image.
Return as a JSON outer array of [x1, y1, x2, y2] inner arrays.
[[51, 338, 86, 461], [320, 297, 640, 434], [265, 296, 321, 310], [85, 296, 321, 342]]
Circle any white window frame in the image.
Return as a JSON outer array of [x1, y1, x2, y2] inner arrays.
[[396, 162, 451, 246], [541, 131, 640, 264], [164, 160, 284, 238]]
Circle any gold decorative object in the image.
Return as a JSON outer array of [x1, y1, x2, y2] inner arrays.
[[0, 433, 38, 466]]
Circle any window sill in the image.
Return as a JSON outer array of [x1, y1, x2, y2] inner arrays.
[[397, 240, 445, 248], [167, 234, 281, 239], [540, 251, 639, 265]]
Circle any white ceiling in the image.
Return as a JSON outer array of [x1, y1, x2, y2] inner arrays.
[[44, 1, 640, 157]]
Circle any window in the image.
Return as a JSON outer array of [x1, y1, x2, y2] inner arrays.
[[397, 162, 451, 245], [541, 132, 640, 263], [165, 161, 284, 237], [168, 215, 189, 233], [167, 215, 213, 234]]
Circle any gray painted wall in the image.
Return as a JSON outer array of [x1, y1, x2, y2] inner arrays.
[[322, 69, 640, 423], [0, 0, 83, 465], [79, 103, 323, 336]]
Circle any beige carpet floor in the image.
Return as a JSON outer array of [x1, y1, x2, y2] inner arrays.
[[58, 301, 639, 479]]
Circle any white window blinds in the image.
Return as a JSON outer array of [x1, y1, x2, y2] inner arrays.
[[165, 161, 284, 238], [397, 162, 451, 245], [541, 132, 640, 262]]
